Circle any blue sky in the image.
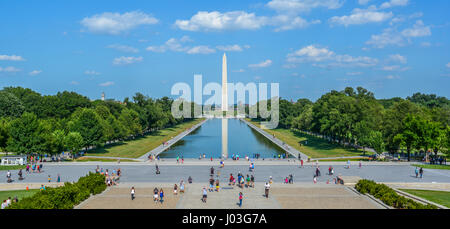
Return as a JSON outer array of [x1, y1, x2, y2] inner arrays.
[[0, 0, 449, 103]]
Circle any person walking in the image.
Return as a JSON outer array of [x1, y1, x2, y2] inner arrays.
[[419, 167, 424, 178], [131, 187, 135, 200], [264, 182, 270, 198], [238, 192, 243, 207], [202, 187, 208, 203], [415, 167, 419, 178], [159, 189, 165, 204], [153, 187, 159, 202], [173, 184, 178, 195]]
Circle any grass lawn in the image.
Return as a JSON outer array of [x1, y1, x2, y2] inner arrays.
[[412, 164, 450, 170], [316, 158, 370, 162], [0, 189, 39, 202], [0, 165, 26, 171], [86, 118, 205, 158], [400, 189, 450, 208], [71, 157, 138, 162], [247, 119, 365, 159]]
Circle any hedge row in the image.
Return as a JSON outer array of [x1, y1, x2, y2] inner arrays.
[[8, 172, 106, 209], [355, 179, 437, 209]]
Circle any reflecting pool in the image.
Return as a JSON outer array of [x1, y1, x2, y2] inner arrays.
[[159, 118, 287, 158]]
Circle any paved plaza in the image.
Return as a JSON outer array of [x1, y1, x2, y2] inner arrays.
[[1, 161, 449, 186], [76, 183, 383, 209], [1, 161, 449, 208]]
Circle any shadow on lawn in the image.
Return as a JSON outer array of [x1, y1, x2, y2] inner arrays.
[[290, 129, 362, 154]]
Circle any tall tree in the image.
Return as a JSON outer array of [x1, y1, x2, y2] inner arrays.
[[69, 108, 105, 150]]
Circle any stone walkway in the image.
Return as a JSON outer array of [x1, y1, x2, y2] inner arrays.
[[77, 182, 384, 209], [240, 118, 309, 159], [138, 119, 209, 161]]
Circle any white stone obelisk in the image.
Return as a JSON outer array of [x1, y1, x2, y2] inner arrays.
[[222, 53, 228, 112]]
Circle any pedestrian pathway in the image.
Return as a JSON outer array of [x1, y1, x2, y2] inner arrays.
[[138, 118, 209, 161], [77, 182, 383, 209], [240, 118, 309, 159]]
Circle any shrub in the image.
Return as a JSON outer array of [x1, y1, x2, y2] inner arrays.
[[355, 179, 437, 209], [8, 172, 105, 209]]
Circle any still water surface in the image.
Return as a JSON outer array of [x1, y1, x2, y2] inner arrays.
[[159, 119, 286, 158]]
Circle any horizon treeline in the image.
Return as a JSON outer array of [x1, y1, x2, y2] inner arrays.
[[0, 86, 449, 160]]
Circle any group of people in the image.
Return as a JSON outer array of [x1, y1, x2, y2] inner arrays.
[[228, 172, 255, 189], [414, 167, 424, 178], [283, 174, 294, 184], [130, 180, 187, 203], [95, 166, 121, 186], [427, 155, 447, 165], [1, 197, 18, 209]]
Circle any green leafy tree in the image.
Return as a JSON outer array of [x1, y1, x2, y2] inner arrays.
[[6, 112, 46, 154], [0, 91, 25, 118], [69, 109, 105, 150], [0, 118, 10, 151], [394, 114, 422, 161], [64, 132, 84, 156]]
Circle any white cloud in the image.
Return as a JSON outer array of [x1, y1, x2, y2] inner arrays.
[[186, 46, 216, 54], [329, 7, 393, 26], [446, 63, 450, 68], [29, 70, 42, 76], [249, 60, 273, 68], [112, 56, 143, 65], [70, 81, 79, 85], [85, 70, 101, 75], [287, 45, 378, 68], [107, 44, 139, 53], [401, 20, 431, 37], [175, 10, 320, 32], [388, 54, 407, 64], [380, 0, 409, 9], [147, 37, 215, 55], [287, 45, 335, 62], [81, 11, 158, 35], [367, 20, 431, 48], [99, 81, 114, 87], [273, 15, 321, 31], [233, 69, 246, 73], [0, 55, 25, 61], [0, 66, 21, 72], [175, 11, 267, 31], [267, 0, 344, 13], [366, 28, 405, 48], [216, 45, 245, 52]]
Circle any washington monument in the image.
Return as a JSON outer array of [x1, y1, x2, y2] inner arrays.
[[222, 53, 228, 112]]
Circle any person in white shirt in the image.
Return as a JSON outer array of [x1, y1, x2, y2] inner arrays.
[[131, 187, 135, 200], [6, 197, 11, 207], [264, 182, 270, 198], [1, 200, 7, 209]]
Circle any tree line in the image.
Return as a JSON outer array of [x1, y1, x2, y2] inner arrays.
[[0, 87, 198, 156], [252, 87, 450, 161]]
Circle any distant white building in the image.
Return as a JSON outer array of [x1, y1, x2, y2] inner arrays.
[[1, 155, 27, 165], [101, 92, 105, 101]]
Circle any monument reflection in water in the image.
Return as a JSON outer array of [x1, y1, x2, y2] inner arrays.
[[159, 119, 286, 158], [222, 118, 228, 158]]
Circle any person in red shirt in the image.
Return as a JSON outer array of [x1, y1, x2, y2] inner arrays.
[[238, 192, 243, 207]]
